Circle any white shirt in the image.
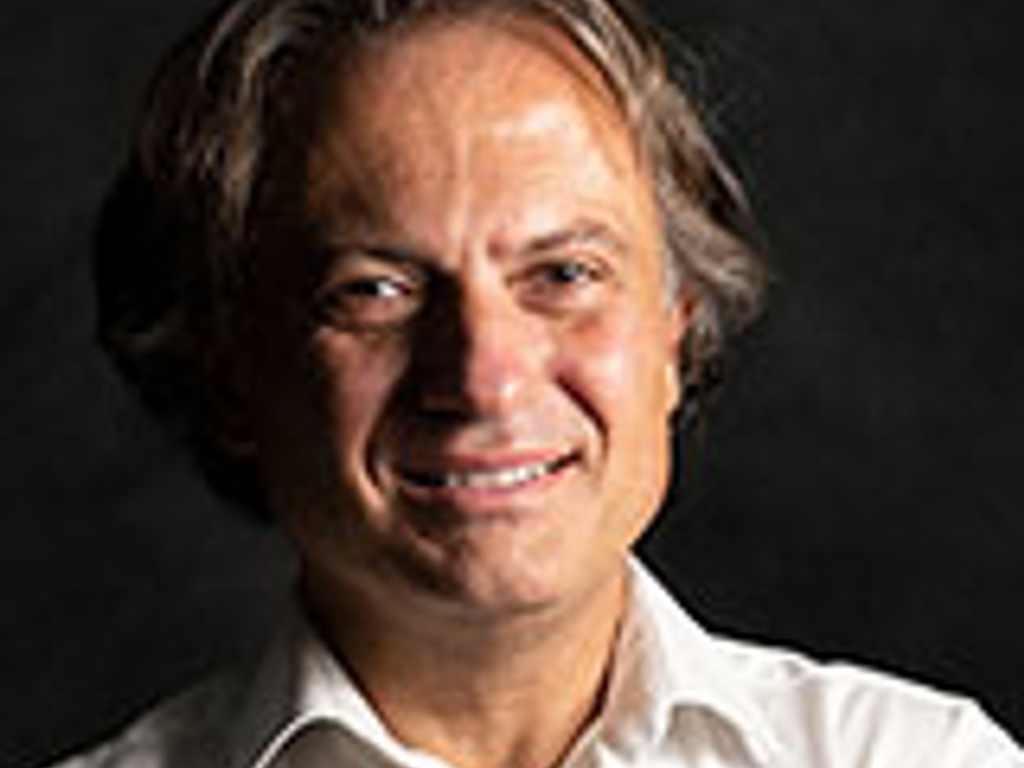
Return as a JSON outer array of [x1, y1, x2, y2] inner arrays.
[[49, 561, 1022, 768]]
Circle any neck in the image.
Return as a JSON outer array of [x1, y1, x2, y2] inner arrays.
[[303, 566, 628, 768]]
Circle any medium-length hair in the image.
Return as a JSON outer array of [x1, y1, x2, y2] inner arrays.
[[96, 0, 766, 517]]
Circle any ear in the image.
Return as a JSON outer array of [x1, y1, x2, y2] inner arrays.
[[664, 291, 696, 414]]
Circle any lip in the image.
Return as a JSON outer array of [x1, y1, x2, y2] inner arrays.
[[391, 450, 580, 510]]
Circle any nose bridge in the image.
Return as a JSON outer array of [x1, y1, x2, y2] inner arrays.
[[417, 268, 541, 417], [465, 276, 533, 405]]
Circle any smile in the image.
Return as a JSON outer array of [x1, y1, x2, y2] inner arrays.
[[398, 453, 578, 493]]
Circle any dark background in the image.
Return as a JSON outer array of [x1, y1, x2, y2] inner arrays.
[[2, 0, 1022, 764]]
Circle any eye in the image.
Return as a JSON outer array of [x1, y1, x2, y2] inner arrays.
[[314, 268, 422, 331], [537, 260, 599, 286], [517, 256, 611, 313]]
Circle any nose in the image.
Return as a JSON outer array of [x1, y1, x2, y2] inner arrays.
[[412, 280, 544, 420]]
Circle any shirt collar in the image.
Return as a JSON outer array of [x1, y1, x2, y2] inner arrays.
[[225, 600, 416, 768], [224, 560, 783, 768], [602, 559, 784, 767]]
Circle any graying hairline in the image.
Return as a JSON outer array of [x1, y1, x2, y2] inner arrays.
[[218, 0, 689, 296]]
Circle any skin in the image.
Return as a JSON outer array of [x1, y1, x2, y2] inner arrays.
[[238, 15, 690, 768]]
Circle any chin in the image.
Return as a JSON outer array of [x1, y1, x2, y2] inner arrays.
[[394, 538, 617, 622]]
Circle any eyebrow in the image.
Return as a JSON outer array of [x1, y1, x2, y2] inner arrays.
[[314, 218, 630, 269], [313, 237, 426, 271], [517, 220, 630, 259]]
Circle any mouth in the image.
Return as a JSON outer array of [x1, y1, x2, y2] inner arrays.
[[395, 452, 579, 495]]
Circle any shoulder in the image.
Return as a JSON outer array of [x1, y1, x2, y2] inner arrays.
[[40, 601, 338, 768], [715, 636, 1023, 766], [42, 672, 239, 768], [626, 560, 1022, 766]]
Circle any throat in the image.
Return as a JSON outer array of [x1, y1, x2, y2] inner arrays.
[[304, 567, 627, 768], [372, 639, 614, 768]]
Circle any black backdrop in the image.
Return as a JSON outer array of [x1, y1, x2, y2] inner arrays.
[[2, 0, 1022, 765]]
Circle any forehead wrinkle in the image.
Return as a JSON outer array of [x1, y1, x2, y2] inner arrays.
[[305, 59, 470, 255], [304, 15, 656, 264], [305, 109, 436, 251]]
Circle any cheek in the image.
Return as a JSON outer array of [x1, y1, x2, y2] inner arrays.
[[306, 333, 409, 464], [554, 306, 678, 548], [558, 305, 678, 438], [251, 331, 408, 510]]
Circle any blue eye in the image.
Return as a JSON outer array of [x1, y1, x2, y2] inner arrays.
[[518, 257, 610, 313], [540, 260, 598, 285]]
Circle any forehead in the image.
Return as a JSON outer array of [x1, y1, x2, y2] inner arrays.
[[299, 15, 648, 226], [337, 13, 619, 116]]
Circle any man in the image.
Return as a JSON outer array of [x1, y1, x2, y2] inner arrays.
[[56, 0, 1021, 766]]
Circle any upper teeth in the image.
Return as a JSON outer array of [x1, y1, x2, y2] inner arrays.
[[414, 460, 557, 490]]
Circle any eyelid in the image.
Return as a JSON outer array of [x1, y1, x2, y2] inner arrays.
[[321, 242, 425, 272], [312, 247, 427, 329], [520, 219, 629, 259], [319, 245, 430, 286], [512, 251, 616, 314], [526, 254, 608, 281]]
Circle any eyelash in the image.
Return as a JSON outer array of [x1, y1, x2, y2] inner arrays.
[[335, 276, 408, 299], [535, 259, 603, 284], [517, 257, 610, 306], [314, 274, 421, 329]]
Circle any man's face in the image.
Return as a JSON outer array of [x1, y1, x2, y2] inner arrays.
[[244, 18, 688, 621]]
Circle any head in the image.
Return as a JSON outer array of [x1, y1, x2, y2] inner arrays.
[[97, 0, 764, 616]]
